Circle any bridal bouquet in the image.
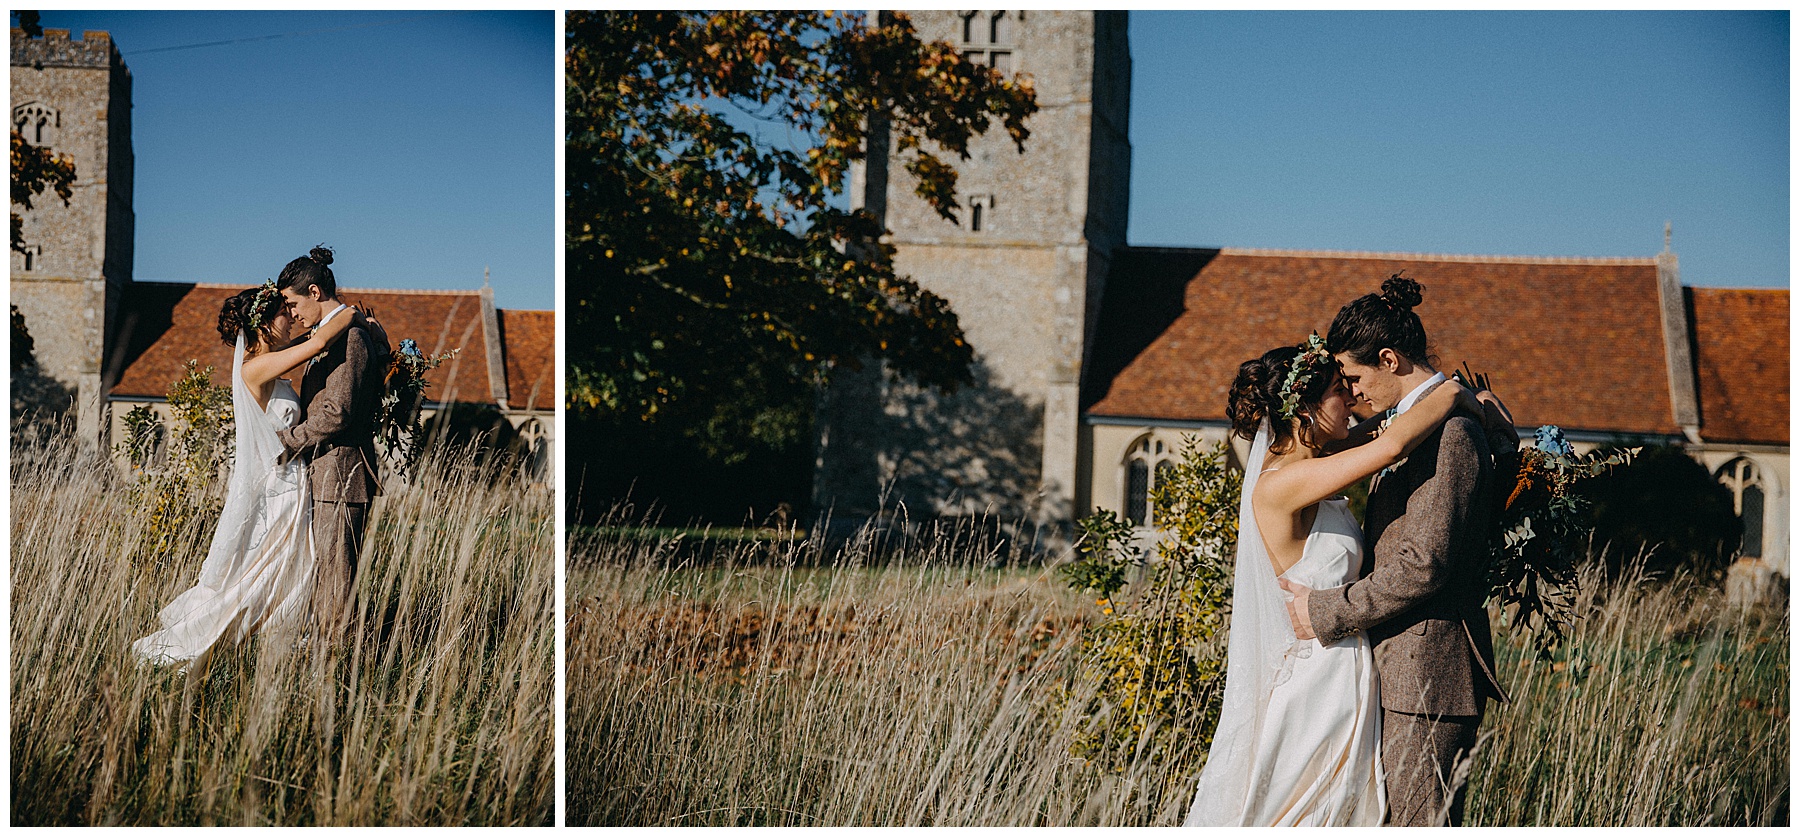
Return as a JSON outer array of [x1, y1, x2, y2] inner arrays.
[[1486, 422, 1637, 657], [378, 337, 459, 470], [1453, 365, 1637, 656]]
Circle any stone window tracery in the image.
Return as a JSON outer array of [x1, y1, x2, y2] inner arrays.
[[1124, 436, 1173, 526], [957, 11, 1014, 74], [967, 194, 994, 232], [1716, 457, 1765, 558], [13, 102, 59, 147]]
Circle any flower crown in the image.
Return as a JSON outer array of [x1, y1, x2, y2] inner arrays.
[[245, 279, 279, 331], [1278, 332, 1335, 422]]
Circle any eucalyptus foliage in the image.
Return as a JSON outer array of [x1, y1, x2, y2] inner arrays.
[[1490, 432, 1638, 657]]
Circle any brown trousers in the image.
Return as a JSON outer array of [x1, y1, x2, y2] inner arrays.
[[311, 499, 369, 641], [1383, 709, 1482, 826]]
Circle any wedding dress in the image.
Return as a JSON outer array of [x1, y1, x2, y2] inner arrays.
[[1184, 422, 1384, 826], [132, 333, 315, 665]]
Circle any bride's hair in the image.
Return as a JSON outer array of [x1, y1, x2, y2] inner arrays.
[[1228, 344, 1338, 452], [1326, 274, 1435, 367], [217, 286, 285, 348], [275, 244, 337, 298]]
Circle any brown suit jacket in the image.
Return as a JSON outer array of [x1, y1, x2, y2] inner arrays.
[[278, 321, 387, 503], [1310, 405, 1512, 716]]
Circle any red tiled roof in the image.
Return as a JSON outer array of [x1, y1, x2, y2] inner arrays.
[[499, 308, 554, 412], [110, 282, 549, 413], [1689, 287, 1789, 445], [1084, 248, 1685, 438]]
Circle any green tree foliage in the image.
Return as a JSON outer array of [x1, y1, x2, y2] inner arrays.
[[1058, 436, 1240, 779], [11, 129, 76, 253], [1581, 444, 1742, 582], [564, 11, 1037, 463]]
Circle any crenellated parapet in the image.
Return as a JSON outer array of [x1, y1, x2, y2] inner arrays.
[[11, 28, 123, 70]]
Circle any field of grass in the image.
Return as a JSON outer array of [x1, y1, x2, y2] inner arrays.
[[567, 520, 1788, 826], [10, 431, 555, 826]]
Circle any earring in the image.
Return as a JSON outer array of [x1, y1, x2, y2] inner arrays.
[[1297, 413, 1325, 451]]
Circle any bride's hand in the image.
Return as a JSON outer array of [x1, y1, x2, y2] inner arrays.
[[356, 311, 391, 354], [1474, 388, 1519, 449], [1475, 389, 1513, 425]]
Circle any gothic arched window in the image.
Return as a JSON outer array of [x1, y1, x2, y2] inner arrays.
[[1716, 457, 1765, 558], [1124, 436, 1173, 526], [967, 193, 994, 232], [1126, 458, 1149, 525], [12, 102, 58, 146], [989, 11, 1013, 45], [958, 11, 1014, 73], [517, 417, 552, 481]]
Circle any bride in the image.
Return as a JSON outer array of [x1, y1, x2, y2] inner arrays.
[[132, 282, 375, 666], [1184, 334, 1496, 826]]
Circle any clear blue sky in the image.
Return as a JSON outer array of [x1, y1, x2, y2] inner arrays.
[[1129, 11, 1788, 288], [16, 10, 555, 310]]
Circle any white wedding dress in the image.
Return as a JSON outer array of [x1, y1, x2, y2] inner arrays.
[[132, 333, 316, 665], [1185, 422, 1385, 826]]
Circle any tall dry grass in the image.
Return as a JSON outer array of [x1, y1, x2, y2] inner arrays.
[[10, 430, 555, 826], [567, 520, 1787, 826], [1466, 559, 1788, 826]]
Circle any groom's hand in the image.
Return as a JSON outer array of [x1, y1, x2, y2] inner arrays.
[[1277, 577, 1318, 640]]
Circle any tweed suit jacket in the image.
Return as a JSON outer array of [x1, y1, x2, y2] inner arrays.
[[1310, 405, 1512, 716], [278, 321, 387, 503]]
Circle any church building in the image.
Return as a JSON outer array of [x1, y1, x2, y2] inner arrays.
[[10, 27, 555, 477], [814, 10, 1788, 584]]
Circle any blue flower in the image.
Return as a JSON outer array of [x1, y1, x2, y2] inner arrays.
[[400, 338, 421, 358], [1534, 425, 1573, 457]]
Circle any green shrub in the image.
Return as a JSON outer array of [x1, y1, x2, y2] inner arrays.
[[117, 359, 233, 562], [1058, 436, 1238, 780]]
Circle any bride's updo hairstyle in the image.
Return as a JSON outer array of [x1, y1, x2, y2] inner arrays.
[[1228, 343, 1339, 453], [1326, 274, 1435, 367], [217, 286, 286, 347], [275, 244, 337, 298]]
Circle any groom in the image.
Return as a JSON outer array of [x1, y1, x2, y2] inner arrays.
[[1279, 279, 1513, 826], [275, 249, 389, 643]]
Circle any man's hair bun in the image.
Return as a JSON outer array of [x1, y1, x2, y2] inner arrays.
[[1379, 274, 1423, 310]]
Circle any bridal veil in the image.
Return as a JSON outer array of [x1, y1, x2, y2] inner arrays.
[[1184, 420, 1310, 824]]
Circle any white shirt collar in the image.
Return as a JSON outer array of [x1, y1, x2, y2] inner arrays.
[[315, 303, 349, 330], [1393, 371, 1447, 417]]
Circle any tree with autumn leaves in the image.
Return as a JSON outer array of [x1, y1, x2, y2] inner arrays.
[[11, 128, 76, 256], [565, 11, 1036, 519], [11, 10, 79, 428]]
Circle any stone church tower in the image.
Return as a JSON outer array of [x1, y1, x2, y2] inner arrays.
[[814, 10, 1130, 527], [10, 28, 135, 441]]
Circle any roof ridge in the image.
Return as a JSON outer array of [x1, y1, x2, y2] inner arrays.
[[1688, 286, 1789, 296], [135, 281, 552, 311], [172, 282, 485, 296], [1214, 246, 1659, 266]]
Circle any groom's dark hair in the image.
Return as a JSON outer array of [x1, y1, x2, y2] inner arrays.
[[1326, 274, 1435, 367], [276, 244, 338, 298]]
